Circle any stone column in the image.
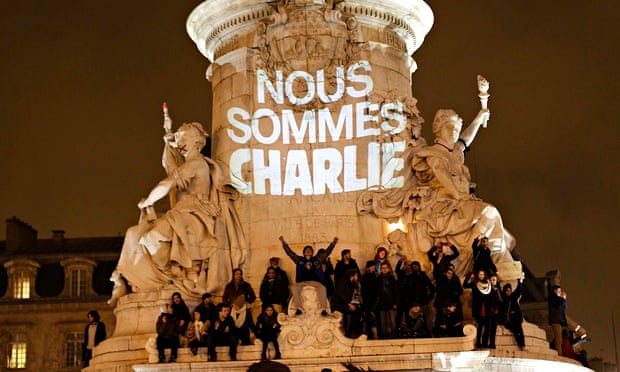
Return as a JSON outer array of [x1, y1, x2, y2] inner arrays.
[[187, 0, 433, 287]]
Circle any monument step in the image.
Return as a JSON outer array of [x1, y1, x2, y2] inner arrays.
[[153, 344, 263, 363]]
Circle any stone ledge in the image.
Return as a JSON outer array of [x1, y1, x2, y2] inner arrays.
[[132, 351, 592, 372], [144, 324, 477, 363]]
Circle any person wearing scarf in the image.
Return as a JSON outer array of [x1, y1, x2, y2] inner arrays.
[[230, 295, 255, 345], [465, 269, 499, 348]]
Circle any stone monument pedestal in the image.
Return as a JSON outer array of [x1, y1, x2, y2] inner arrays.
[[84, 289, 200, 372], [87, 301, 591, 372]]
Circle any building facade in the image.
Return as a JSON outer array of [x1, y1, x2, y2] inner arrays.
[[0, 217, 121, 372]]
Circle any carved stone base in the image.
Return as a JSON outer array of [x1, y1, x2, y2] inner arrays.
[[84, 290, 200, 372], [89, 302, 590, 372]]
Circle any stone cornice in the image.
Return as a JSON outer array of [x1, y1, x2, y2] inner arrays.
[[340, 0, 433, 55], [187, 0, 433, 63], [186, 0, 273, 62]]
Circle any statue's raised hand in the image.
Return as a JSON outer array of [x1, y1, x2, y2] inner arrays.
[[137, 198, 151, 210], [475, 109, 490, 126], [163, 113, 172, 132]]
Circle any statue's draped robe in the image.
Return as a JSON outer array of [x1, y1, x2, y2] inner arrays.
[[117, 157, 247, 295], [359, 142, 514, 278]]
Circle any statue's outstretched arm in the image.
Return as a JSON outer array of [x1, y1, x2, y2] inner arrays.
[[457, 109, 490, 150], [138, 177, 175, 209]]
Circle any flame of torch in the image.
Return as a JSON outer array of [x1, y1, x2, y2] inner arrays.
[[162, 102, 172, 133]]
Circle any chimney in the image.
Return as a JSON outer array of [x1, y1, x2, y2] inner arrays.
[[52, 230, 65, 246], [5, 217, 38, 254]]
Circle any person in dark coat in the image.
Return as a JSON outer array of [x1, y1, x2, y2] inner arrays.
[[332, 268, 363, 338], [434, 267, 463, 319], [334, 249, 361, 284], [316, 248, 336, 299], [465, 269, 499, 348], [487, 275, 502, 348], [260, 267, 290, 313], [265, 257, 290, 288], [376, 262, 400, 339], [156, 311, 179, 363], [255, 305, 282, 360], [279, 236, 338, 287], [396, 258, 436, 329], [548, 284, 568, 354], [263, 257, 290, 311], [399, 303, 431, 338], [82, 310, 106, 367], [170, 292, 192, 335], [360, 260, 378, 338], [395, 257, 415, 327], [500, 278, 525, 348], [472, 235, 497, 276], [207, 303, 238, 361], [194, 292, 217, 323], [223, 268, 257, 306], [433, 302, 464, 337], [410, 261, 436, 330], [427, 242, 460, 281]]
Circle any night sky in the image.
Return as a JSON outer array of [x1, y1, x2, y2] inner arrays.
[[1, 1, 618, 363]]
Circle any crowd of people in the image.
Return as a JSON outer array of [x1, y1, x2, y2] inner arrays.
[[88, 232, 591, 366], [155, 273, 282, 363], [153, 235, 530, 363], [278, 234, 527, 348]]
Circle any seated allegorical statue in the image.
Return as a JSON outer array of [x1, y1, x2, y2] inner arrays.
[[112, 115, 248, 300], [359, 108, 515, 279]]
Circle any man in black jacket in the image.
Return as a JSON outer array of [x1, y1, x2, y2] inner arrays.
[[548, 284, 568, 354], [472, 235, 497, 276], [428, 242, 459, 281], [399, 260, 436, 331], [360, 260, 378, 338], [207, 303, 238, 361], [83, 310, 106, 367], [332, 269, 363, 338]]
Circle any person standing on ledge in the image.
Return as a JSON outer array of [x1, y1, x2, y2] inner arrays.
[[82, 310, 106, 367], [472, 235, 497, 276], [548, 284, 568, 354], [334, 249, 361, 284], [279, 235, 338, 287], [428, 242, 460, 281], [376, 262, 400, 339], [222, 268, 257, 306], [500, 276, 525, 349]]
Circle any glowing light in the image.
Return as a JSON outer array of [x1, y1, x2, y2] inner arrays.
[[387, 219, 406, 233]]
